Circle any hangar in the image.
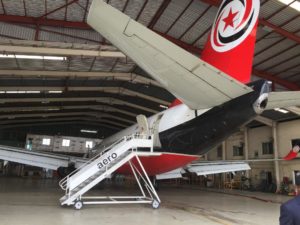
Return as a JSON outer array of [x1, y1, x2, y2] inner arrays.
[[0, 0, 299, 224]]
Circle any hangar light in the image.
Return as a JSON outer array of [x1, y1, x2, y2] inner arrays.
[[48, 91, 63, 93], [274, 108, 289, 114], [1, 91, 41, 94], [159, 104, 168, 109], [81, 129, 98, 134], [278, 0, 300, 12], [0, 54, 67, 61]]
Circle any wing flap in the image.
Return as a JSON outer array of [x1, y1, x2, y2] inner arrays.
[[87, 0, 252, 109], [266, 91, 300, 110], [187, 162, 251, 176]]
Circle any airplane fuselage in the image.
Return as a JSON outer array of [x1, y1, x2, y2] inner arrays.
[[99, 80, 269, 157]]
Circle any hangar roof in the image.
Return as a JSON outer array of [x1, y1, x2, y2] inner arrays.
[[0, 0, 299, 135]]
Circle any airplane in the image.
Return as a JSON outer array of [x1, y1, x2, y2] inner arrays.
[[84, 0, 300, 177], [1, 0, 299, 183]]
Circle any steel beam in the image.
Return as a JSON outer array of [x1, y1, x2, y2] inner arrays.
[[0, 45, 125, 58], [0, 116, 128, 128], [259, 19, 300, 44], [0, 121, 124, 130], [287, 106, 300, 116], [0, 111, 134, 124], [0, 14, 90, 29], [0, 105, 137, 117], [252, 69, 300, 91], [255, 115, 273, 127], [0, 70, 161, 87], [0, 86, 169, 105], [0, 97, 158, 113], [148, 0, 172, 29]]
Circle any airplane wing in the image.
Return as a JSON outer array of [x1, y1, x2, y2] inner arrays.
[[266, 91, 300, 110], [87, 0, 253, 110], [186, 161, 250, 176], [156, 161, 250, 180]]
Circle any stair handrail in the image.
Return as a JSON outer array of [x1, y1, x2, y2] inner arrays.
[[59, 134, 151, 190], [59, 136, 127, 190]]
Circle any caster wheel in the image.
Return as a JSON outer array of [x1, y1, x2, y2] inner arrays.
[[152, 200, 160, 209], [74, 200, 83, 210]]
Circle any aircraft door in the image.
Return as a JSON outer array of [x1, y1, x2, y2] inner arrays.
[[152, 114, 163, 148], [136, 114, 149, 136]]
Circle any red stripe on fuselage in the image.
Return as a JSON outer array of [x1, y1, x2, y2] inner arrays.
[[116, 153, 199, 176]]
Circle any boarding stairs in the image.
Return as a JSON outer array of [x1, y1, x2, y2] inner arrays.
[[59, 134, 161, 210]]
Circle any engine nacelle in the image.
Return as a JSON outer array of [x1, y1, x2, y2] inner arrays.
[[253, 93, 268, 114]]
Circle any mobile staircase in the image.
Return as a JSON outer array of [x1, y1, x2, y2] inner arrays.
[[59, 134, 161, 210]]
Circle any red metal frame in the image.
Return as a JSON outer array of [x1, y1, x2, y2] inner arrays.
[[253, 69, 300, 90], [0, 14, 90, 29], [259, 19, 300, 44]]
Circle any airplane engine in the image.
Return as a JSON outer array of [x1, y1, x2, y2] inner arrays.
[[253, 93, 268, 114], [252, 81, 270, 114]]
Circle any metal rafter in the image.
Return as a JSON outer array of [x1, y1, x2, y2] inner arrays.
[[178, 5, 212, 40], [0, 97, 158, 114], [135, 0, 148, 21], [148, 0, 172, 29], [0, 111, 134, 124], [0, 86, 170, 105], [252, 69, 300, 90], [0, 70, 162, 87], [165, 0, 194, 34], [0, 104, 137, 117], [39, 0, 79, 19], [0, 118, 126, 129], [254, 43, 298, 68], [0, 14, 90, 29]]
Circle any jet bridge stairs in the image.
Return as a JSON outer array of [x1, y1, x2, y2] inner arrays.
[[59, 134, 161, 210]]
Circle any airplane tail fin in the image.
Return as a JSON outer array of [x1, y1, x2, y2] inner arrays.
[[201, 0, 260, 84], [284, 145, 300, 160]]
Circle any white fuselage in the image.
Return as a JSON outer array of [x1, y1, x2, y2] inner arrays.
[[99, 104, 210, 149]]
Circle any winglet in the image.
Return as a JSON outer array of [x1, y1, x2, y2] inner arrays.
[[284, 145, 300, 160]]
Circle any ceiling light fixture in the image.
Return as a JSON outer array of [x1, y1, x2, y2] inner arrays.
[[274, 108, 289, 114], [81, 129, 98, 134], [159, 104, 168, 109], [48, 90, 63, 93], [0, 54, 67, 61], [1, 90, 41, 94]]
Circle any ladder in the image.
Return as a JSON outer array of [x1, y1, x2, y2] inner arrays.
[[59, 134, 161, 210]]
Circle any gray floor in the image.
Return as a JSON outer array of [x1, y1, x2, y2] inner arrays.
[[0, 177, 292, 225]]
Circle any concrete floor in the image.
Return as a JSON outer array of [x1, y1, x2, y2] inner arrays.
[[0, 177, 292, 225]]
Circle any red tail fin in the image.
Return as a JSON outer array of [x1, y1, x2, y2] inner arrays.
[[201, 0, 260, 84]]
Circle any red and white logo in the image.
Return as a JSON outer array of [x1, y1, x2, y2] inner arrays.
[[211, 0, 260, 52]]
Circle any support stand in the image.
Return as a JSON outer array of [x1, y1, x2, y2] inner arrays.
[[74, 154, 161, 210]]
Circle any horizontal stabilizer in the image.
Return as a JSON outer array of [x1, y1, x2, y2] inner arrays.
[[266, 91, 300, 110], [0, 144, 87, 170], [87, 0, 252, 110], [156, 168, 184, 180], [187, 161, 250, 176]]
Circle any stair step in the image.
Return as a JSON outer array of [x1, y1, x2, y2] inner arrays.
[[60, 135, 153, 206]]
